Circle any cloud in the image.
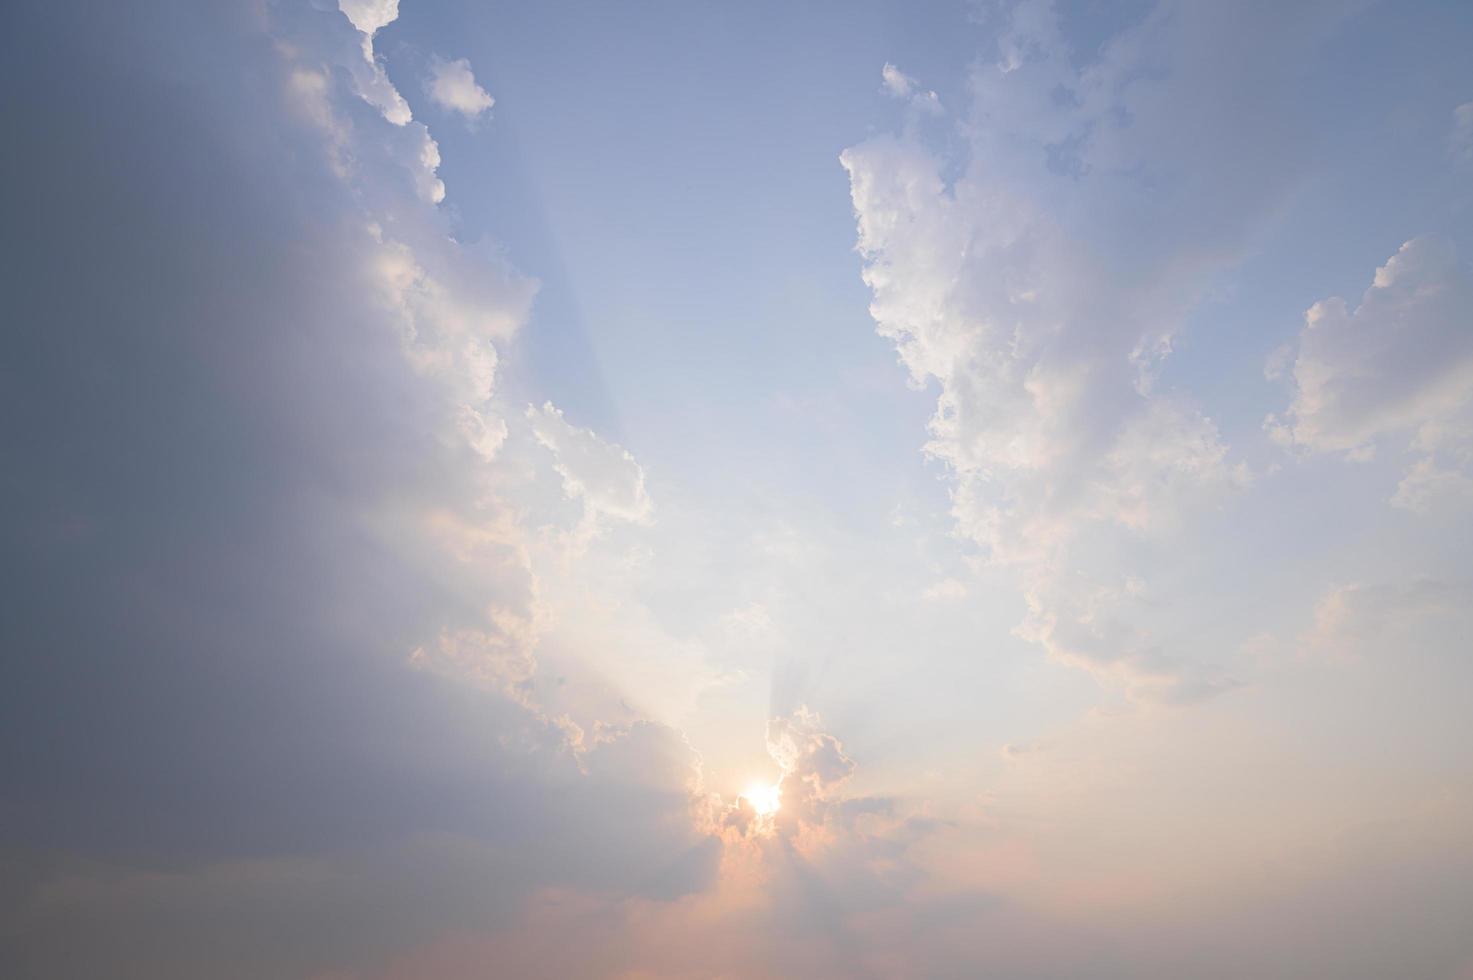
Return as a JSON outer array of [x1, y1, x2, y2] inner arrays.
[[339, 0, 399, 37], [880, 62, 916, 98], [7, 721, 721, 979], [337, 0, 413, 126], [841, 0, 1315, 699], [528, 402, 654, 530], [1267, 236, 1473, 500], [365, 224, 534, 433], [707, 706, 878, 846], [880, 62, 942, 114], [1305, 578, 1463, 659], [8, 2, 1473, 977], [767, 706, 856, 801], [0, 2, 715, 975], [1392, 456, 1473, 512], [427, 56, 495, 118]]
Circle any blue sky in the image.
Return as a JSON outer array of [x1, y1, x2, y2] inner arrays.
[[3, 1, 1473, 977]]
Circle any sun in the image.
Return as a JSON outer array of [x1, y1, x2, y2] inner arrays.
[[741, 781, 781, 817]]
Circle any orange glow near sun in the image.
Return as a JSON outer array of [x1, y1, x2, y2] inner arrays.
[[742, 781, 781, 816]]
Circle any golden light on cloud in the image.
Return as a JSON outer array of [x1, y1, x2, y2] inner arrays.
[[741, 781, 781, 817]]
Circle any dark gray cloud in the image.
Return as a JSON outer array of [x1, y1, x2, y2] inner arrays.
[[0, 3, 715, 975]]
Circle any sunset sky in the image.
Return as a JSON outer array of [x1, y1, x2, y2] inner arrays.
[[4, 1, 1473, 977]]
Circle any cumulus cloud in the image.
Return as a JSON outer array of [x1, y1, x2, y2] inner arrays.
[[528, 402, 654, 530], [427, 56, 495, 118], [1267, 236, 1473, 500], [339, 0, 399, 36], [840, 0, 1315, 698], [329, 0, 447, 204], [366, 225, 534, 446], [767, 706, 856, 800], [10, 2, 1473, 977], [0, 2, 717, 976], [337, 0, 412, 125]]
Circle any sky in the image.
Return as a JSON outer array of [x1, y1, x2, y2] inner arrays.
[[2, 0, 1472, 977]]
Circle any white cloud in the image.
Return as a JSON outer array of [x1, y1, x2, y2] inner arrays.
[[767, 705, 855, 799], [1101, 399, 1248, 532], [880, 62, 916, 98], [881, 62, 942, 114], [338, 0, 399, 37], [353, 55, 414, 127], [414, 131, 445, 202], [842, 2, 1302, 698], [337, 0, 412, 125], [1268, 236, 1473, 499], [365, 226, 533, 417], [330, 0, 445, 206], [528, 402, 654, 530], [428, 57, 495, 119]]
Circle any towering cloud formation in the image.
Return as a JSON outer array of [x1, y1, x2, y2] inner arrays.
[[0, 3, 720, 976], [427, 56, 495, 118], [837, 0, 1346, 699]]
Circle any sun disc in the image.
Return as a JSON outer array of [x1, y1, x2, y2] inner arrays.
[[742, 781, 781, 816]]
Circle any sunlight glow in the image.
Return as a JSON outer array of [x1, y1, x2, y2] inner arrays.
[[742, 781, 781, 817]]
